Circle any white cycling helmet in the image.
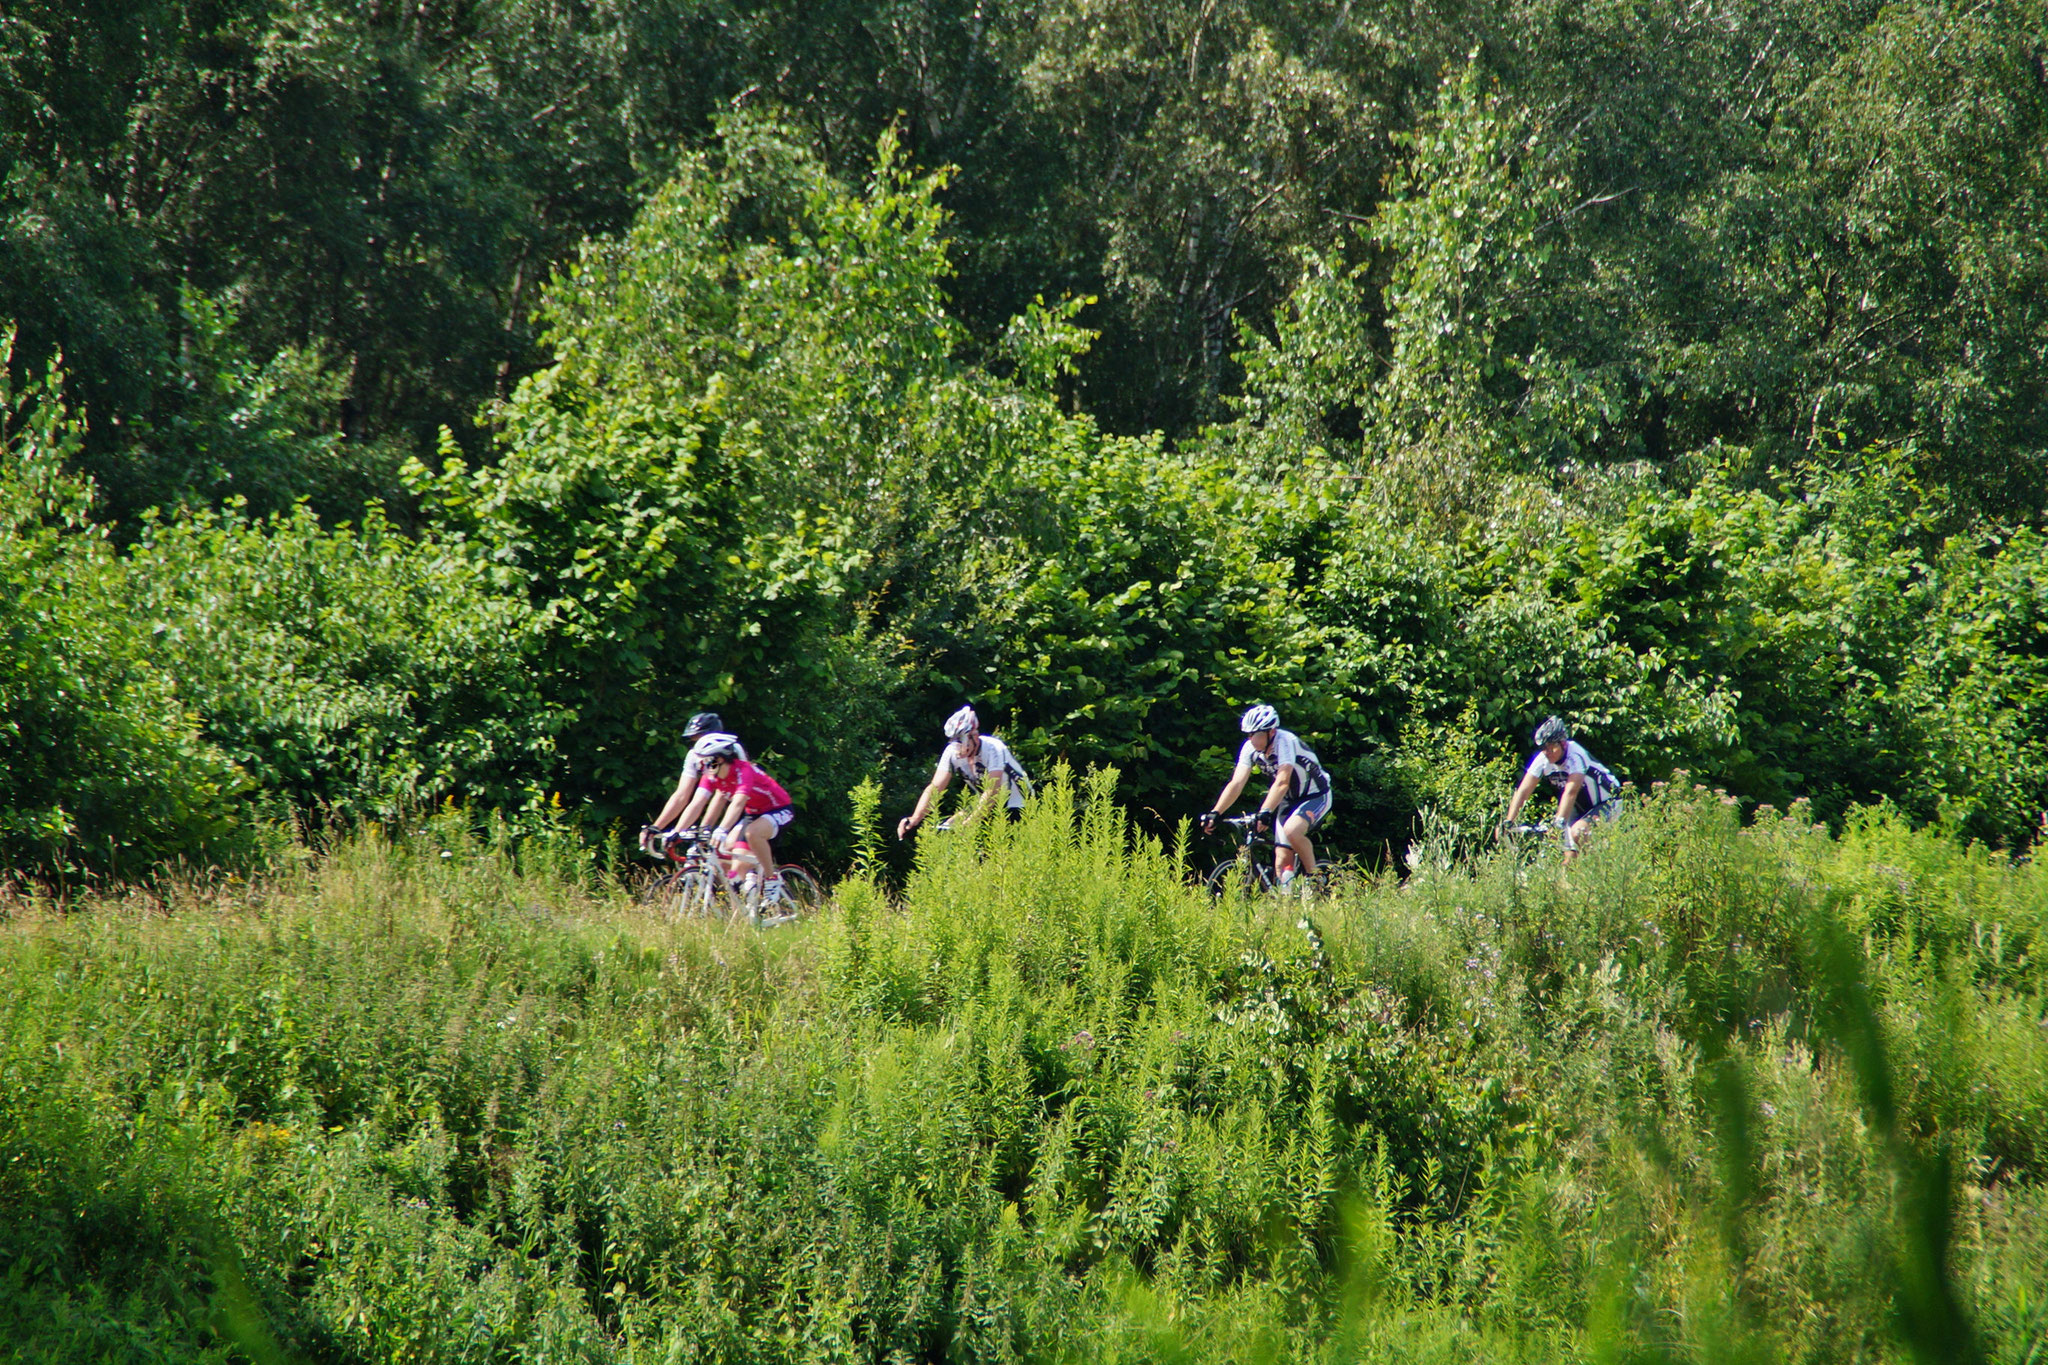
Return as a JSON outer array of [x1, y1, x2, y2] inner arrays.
[[1533, 715, 1570, 747], [1240, 703, 1279, 734], [690, 732, 742, 762], [943, 705, 979, 741]]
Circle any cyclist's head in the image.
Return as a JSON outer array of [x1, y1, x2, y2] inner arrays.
[[943, 705, 979, 741], [683, 711, 724, 739], [1533, 715, 1570, 751], [691, 734, 742, 766], [1240, 704, 1280, 735]]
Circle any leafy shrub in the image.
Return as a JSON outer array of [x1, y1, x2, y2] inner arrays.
[[0, 339, 255, 880], [123, 500, 561, 820]]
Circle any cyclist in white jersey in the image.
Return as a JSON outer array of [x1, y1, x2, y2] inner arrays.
[[1200, 704, 1333, 886], [640, 711, 749, 853], [1505, 715, 1622, 866], [897, 705, 1031, 838]]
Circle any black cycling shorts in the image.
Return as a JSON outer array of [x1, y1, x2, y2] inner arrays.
[[1281, 788, 1333, 829]]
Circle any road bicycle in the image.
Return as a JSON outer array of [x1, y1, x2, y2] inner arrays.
[[1200, 813, 1330, 901], [637, 827, 824, 926]]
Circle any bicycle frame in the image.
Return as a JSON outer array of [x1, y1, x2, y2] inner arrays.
[[1202, 814, 1307, 898], [643, 826, 821, 926], [649, 827, 756, 923]]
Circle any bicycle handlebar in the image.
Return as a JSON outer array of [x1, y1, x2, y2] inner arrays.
[[1203, 812, 1278, 842], [641, 826, 723, 858]]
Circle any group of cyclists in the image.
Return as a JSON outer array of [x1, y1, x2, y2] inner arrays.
[[639, 703, 1624, 899], [642, 717, 797, 906]]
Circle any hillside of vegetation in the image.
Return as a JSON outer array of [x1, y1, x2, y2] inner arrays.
[[7, 6, 2047, 1361], [6, 1, 2048, 882], [2, 775, 2045, 1363]]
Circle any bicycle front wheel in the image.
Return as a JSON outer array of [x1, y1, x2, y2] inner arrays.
[[680, 867, 730, 921], [634, 866, 690, 920], [1204, 858, 1277, 901]]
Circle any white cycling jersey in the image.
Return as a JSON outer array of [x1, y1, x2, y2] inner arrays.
[[937, 734, 1030, 810], [1525, 740, 1619, 813], [1237, 729, 1331, 801]]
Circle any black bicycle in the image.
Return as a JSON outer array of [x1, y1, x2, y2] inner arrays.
[[1201, 813, 1328, 900], [638, 827, 824, 926]]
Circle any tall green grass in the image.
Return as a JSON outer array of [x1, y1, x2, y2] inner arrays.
[[2, 771, 2044, 1363]]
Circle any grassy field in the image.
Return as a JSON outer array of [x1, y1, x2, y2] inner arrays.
[[2, 770, 2045, 1364]]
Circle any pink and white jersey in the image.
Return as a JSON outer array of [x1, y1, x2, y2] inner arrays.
[[702, 759, 791, 816]]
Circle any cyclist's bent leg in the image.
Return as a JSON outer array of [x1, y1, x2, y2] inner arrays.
[[715, 826, 760, 881], [743, 817, 777, 880], [750, 806, 794, 882], [1278, 791, 1331, 878], [1279, 817, 1315, 877], [1563, 795, 1618, 865]]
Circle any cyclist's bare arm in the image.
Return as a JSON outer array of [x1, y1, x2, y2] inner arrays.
[[898, 765, 955, 839], [1259, 765, 1295, 814], [696, 790, 734, 838], [962, 770, 1008, 825], [670, 787, 714, 833], [1557, 773, 1585, 818], [1209, 761, 1254, 816], [1505, 770, 1542, 824], [652, 771, 703, 831]]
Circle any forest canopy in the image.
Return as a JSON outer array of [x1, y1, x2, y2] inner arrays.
[[3, 0, 2047, 878]]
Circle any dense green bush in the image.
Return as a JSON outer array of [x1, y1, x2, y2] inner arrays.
[[1906, 527, 2048, 847], [123, 498, 560, 819], [0, 342, 255, 878], [10, 107, 2048, 878]]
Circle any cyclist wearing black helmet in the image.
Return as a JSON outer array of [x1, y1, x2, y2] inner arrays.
[[1200, 704, 1333, 887], [641, 711, 750, 853], [1505, 716, 1621, 864]]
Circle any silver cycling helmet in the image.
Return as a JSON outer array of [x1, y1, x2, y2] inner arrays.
[[690, 733, 742, 762], [943, 705, 979, 741], [1533, 715, 1570, 748], [1240, 703, 1280, 733]]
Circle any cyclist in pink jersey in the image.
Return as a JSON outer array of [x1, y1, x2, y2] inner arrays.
[[672, 735, 795, 901]]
